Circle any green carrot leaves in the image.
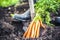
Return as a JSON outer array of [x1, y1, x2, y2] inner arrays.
[[35, 0, 60, 25]]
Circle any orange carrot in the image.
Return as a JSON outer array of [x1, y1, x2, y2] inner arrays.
[[35, 20, 40, 38], [39, 20, 46, 29], [23, 20, 35, 38], [25, 24, 34, 38], [25, 26, 32, 38], [34, 20, 38, 38], [23, 19, 46, 38], [34, 20, 40, 38], [31, 22, 36, 38], [33, 22, 36, 38]]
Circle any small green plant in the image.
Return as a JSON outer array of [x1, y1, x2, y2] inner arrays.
[[35, 0, 60, 25], [0, 0, 19, 7]]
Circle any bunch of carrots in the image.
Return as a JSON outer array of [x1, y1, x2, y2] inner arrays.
[[23, 14, 46, 38]]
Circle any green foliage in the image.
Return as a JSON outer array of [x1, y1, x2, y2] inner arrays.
[[35, 0, 60, 25], [0, 0, 19, 7]]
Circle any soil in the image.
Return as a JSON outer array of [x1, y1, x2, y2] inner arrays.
[[0, 22, 60, 40]]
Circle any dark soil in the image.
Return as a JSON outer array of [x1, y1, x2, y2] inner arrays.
[[0, 21, 60, 40]]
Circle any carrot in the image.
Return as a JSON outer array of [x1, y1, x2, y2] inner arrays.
[[39, 20, 46, 29], [35, 20, 40, 38], [23, 22, 33, 37], [31, 22, 36, 38], [23, 26, 32, 38], [23, 17, 46, 38], [23, 20, 35, 38], [34, 20, 38, 38], [25, 26, 32, 38], [23, 26, 30, 37], [33, 22, 36, 38], [34, 20, 40, 38], [23, 25, 31, 38]]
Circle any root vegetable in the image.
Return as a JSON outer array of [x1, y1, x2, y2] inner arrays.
[[23, 14, 46, 38]]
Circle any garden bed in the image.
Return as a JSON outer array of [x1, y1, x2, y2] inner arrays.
[[0, 1, 60, 40], [0, 23, 60, 40]]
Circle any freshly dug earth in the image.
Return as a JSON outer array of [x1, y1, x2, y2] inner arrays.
[[0, 21, 60, 40]]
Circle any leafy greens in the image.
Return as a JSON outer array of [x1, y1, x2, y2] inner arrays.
[[35, 0, 60, 25]]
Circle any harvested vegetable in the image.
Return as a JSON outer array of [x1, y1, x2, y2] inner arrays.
[[23, 13, 46, 38]]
